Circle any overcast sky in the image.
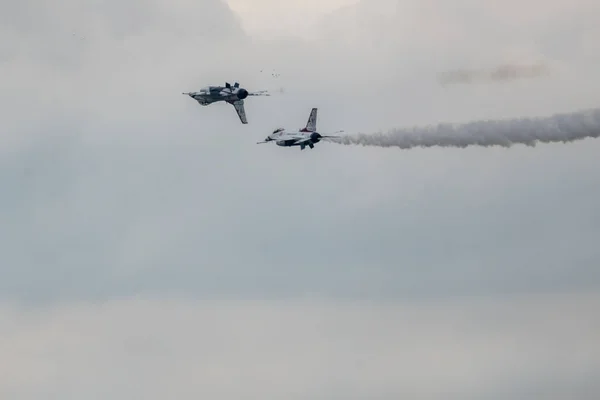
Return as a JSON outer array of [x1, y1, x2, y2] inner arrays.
[[1, 0, 600, 398]]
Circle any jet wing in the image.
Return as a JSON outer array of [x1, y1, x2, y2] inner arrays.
[[231, 100, 247, 124]]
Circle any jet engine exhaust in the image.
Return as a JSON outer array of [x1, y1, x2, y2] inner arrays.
[[330, 108, 600, 150], [237, 89, 249, 99]]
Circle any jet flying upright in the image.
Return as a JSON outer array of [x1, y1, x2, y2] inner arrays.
[[257, 108, 342, 150], [183, 82, 269, 124]]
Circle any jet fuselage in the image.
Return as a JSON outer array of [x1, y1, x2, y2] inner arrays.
[[273, 132, 324, 148], [187, 86, 249, 105]]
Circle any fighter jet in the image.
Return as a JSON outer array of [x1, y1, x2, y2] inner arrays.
[[257, 108, 342, 150], [182, 82, 269, 124]]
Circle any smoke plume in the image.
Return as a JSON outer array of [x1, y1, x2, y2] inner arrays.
[[438, 63, 548, 85], [331, 108, 600, 150]]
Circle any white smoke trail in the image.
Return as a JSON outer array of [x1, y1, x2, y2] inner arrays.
[[331, 108, 600, 150]]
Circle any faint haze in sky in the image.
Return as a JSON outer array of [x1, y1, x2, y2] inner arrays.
[[1, 0, 600, 398], [438, 63, 549, 85]]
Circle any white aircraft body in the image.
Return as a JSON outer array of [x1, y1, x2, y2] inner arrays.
[[257, 108, 342, 150], [183, 82, 269, 124]]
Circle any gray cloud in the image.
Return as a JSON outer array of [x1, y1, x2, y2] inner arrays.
[[0, 292, 599, 399], [2, 0, 600, 397], [0, 0, 242, 75], [1, 0, 600, 305], [2, 123, 600, 304]]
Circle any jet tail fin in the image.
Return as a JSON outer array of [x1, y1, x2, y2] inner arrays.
[[301, 108, 317, 132]]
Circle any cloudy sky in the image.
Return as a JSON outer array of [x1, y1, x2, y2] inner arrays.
[[1, 0, 600, 398]]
